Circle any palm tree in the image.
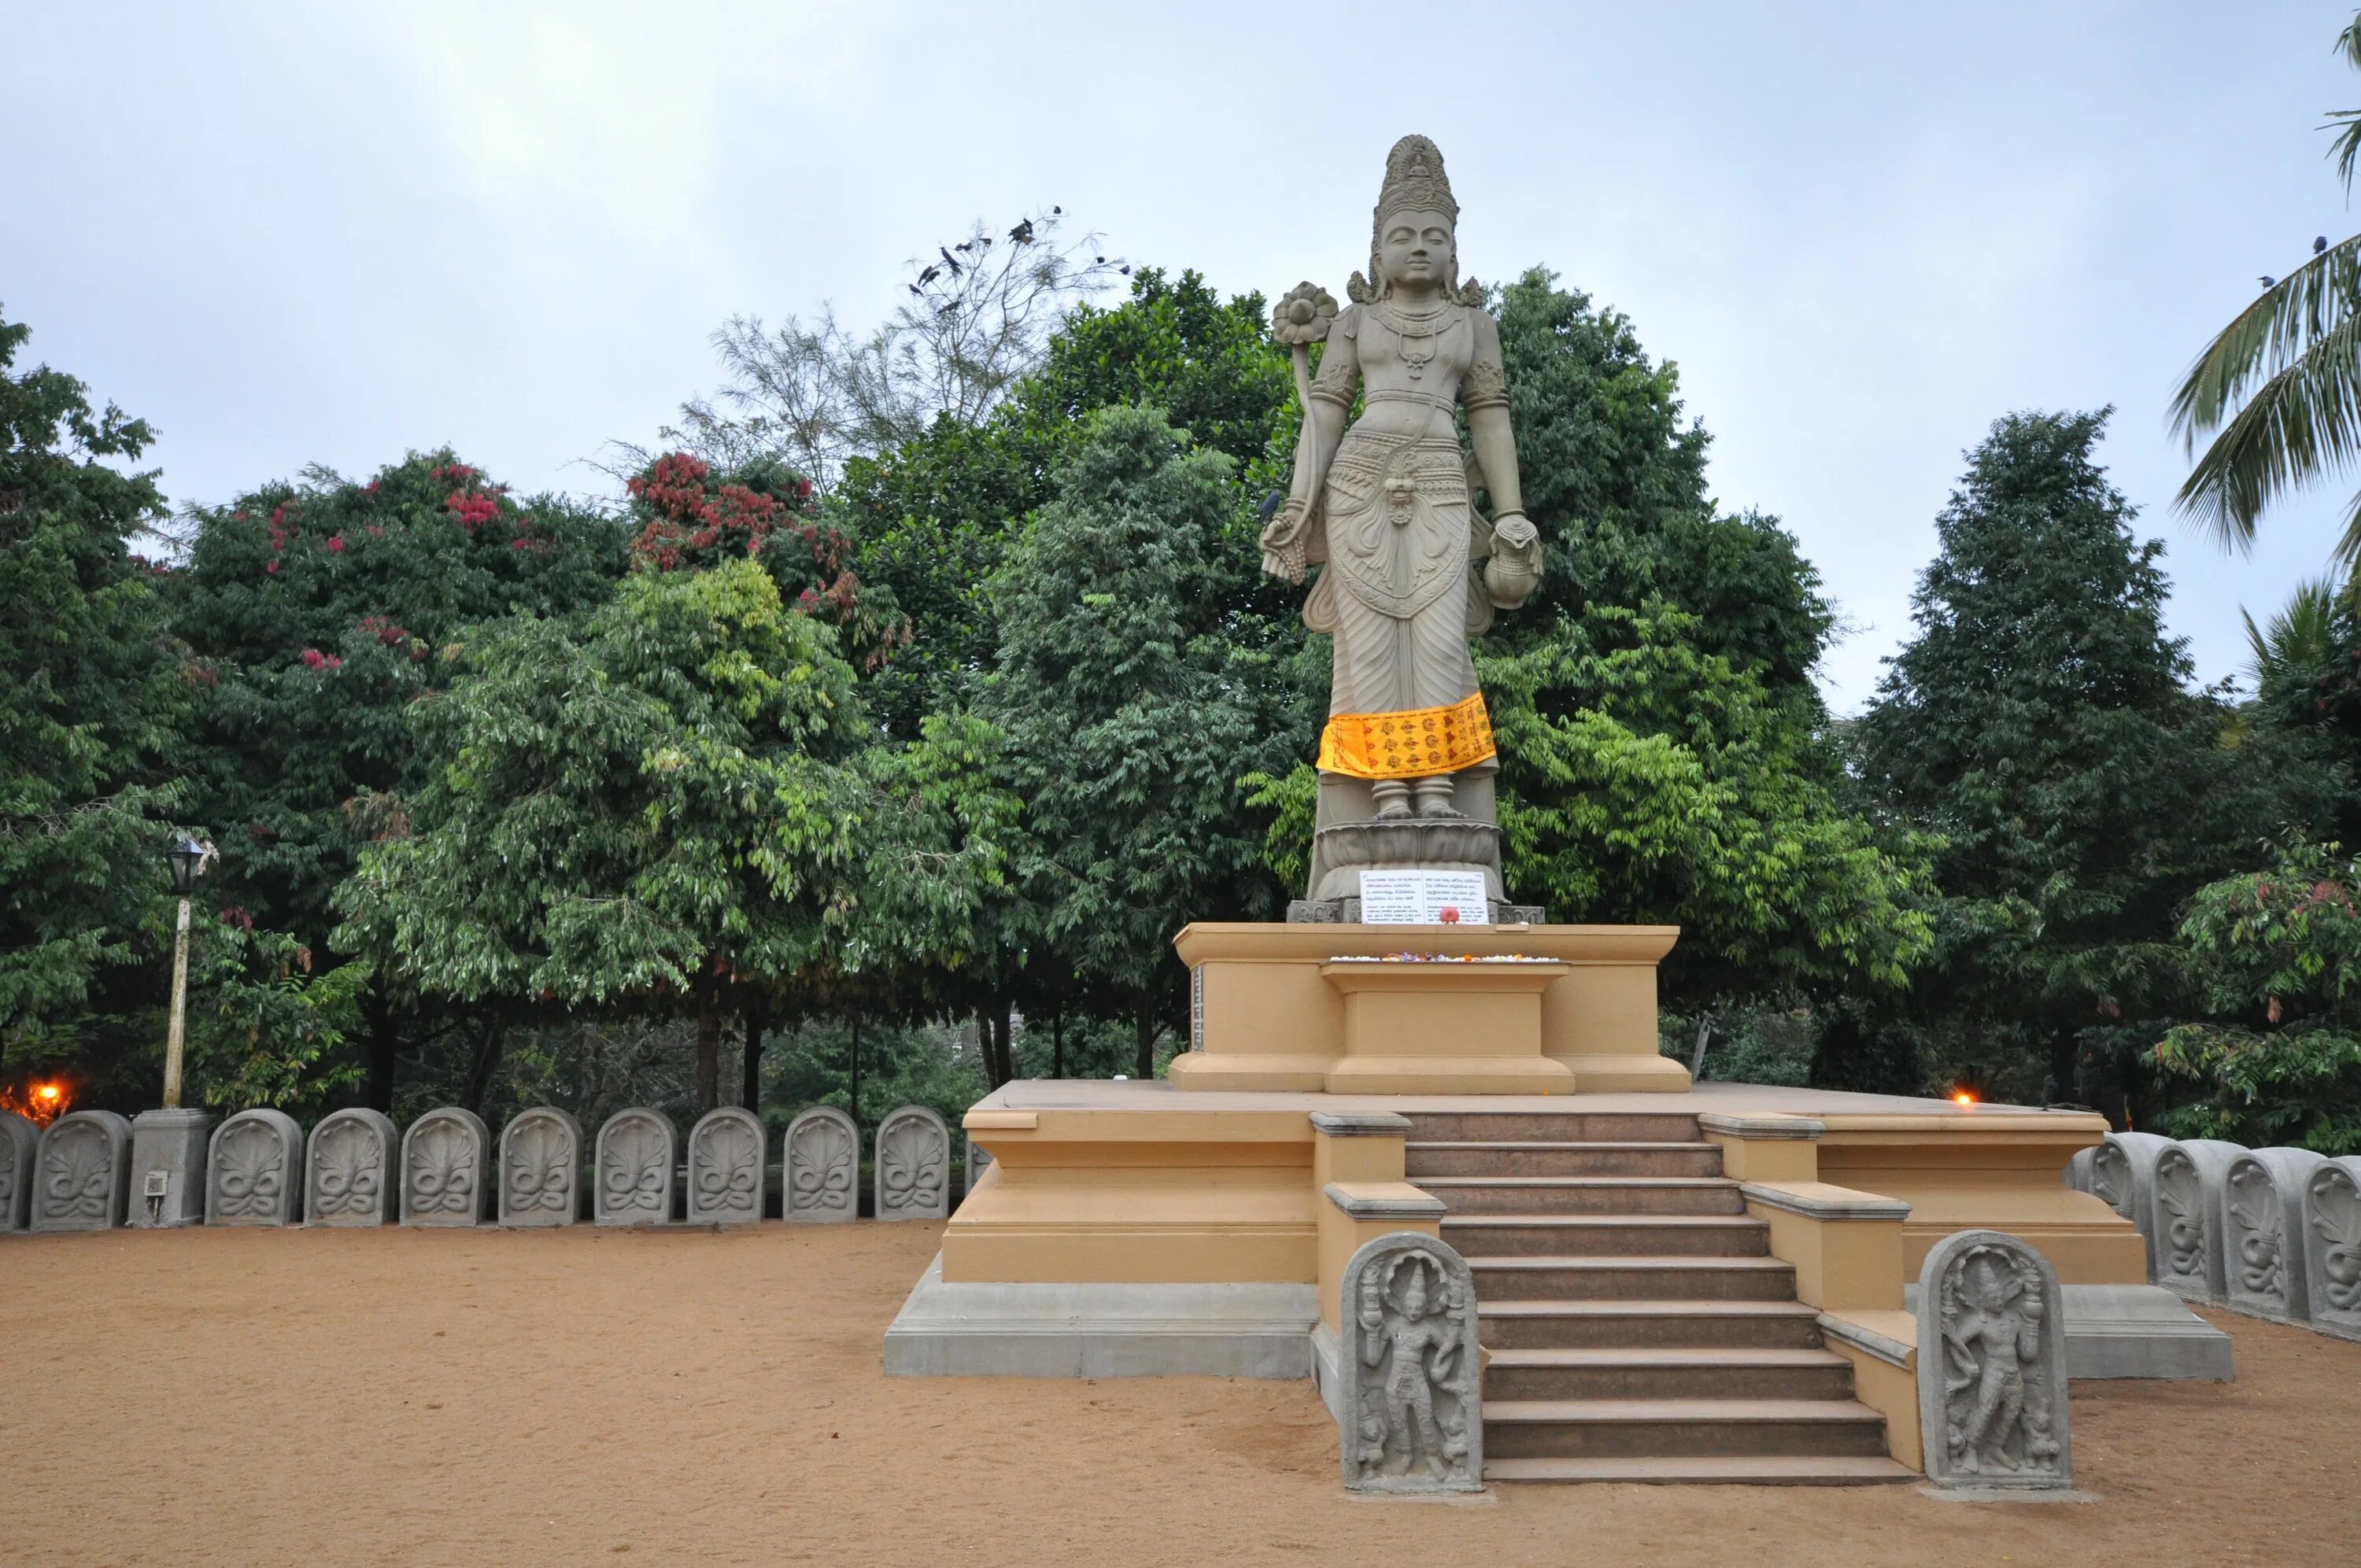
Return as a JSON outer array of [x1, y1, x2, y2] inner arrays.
[[2172, 14, 2361, 565], [2243, 574, 2344, 696]]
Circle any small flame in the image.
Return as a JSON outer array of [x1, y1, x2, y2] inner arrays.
[[1953, 1090, 1976, 1106], [0, 1079, 72, 1127]]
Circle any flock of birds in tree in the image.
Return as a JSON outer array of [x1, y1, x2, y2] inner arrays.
[[2259, 234, 2332, 290], [904, 205, 1129, 318]]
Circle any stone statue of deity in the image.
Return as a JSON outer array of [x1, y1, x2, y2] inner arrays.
[[1261, 135, 1542, 917]]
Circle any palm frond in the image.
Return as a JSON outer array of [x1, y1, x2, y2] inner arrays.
[[2244, 574, 2341, 692], [2173, 253, 2361, 550]]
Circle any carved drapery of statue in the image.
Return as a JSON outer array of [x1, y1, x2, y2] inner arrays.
[[1262, 135, 1543, 917]]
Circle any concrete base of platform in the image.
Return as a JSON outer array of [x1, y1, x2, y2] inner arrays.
[[883, 1253, 1319, 1378], [1905, 1282, 2234, 1381]]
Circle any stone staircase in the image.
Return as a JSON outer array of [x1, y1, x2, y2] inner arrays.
[[1404, 1110, 1915, 1485]]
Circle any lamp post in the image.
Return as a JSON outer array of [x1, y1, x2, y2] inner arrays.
[[161, 836, 209, 1109]]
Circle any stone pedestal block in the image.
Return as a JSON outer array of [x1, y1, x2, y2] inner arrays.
[[401, 1107, 492, 1227], [308, 1109, 398, 1227], [685, 1108, 766, 1225], [2222, 1146, 2328, 1324], [1320, 957, 1577, 1095], [31, 1110, 131, 1232], [1917, 1230, 2073, 1494], [874, 1105, 950, 1221], [499, 1107, 583, 1227], [594, 1109, 675, 1226], [2301, 1157, 2361, 1341], [206, 1108, 303, 1226], [0, 1108, 37, 1232], [127, 1108, 212, 1229], [1335, 1230, 1482, 1494], [783, 1105, 858, 1223], [2152, 1139, 2245, 1303]]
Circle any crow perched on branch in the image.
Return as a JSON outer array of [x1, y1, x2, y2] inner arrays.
[[939, 247, 963, 276], [1009, 218, 1035, 244]]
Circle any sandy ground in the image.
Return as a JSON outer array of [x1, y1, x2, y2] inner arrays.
[[3, 1223, 2359, 1567]]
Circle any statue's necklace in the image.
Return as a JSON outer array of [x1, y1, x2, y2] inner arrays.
[[1378, 298, 1450, 380]]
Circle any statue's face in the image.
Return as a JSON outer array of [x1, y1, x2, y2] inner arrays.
[[1379, 208, 1454, 290]]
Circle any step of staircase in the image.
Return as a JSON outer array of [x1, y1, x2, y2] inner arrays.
[[1484, 1455, 1916, 1485], [1478, 1299, 1826, 1350], [1483, 1399, 1894, 1461], [1443, 1214, 1770, 1257], [1483, 1346, 1857, 1402], [1402, 1112, 1701, 1142], [1408, 1140, 1726, 1179], [1421, 1175, 1746, 1216], [1465, 1255, 1799, 1301]]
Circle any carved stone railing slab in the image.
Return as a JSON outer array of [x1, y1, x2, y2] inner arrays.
[[2222, 1146, 2328, 1324], [31, 1110, 132, 1232], [1917, 1230, 2073, 1493], [2152, 1139, 2244, 1303], [2303, 1156, 2361, 1341], [499, 1107, 583, 1227], [685, 1108, 766, 1225], [1336, 1230, 1483, 1494], [307, 1109, 398, 1227], [2092, 1131, 2172, 1280], [206, 1109, 303, 1227], [782, 1106, 859, 1224], [874, 1105, 950, 1222], [401, 1107, 492, 1227], [594, 1109, 675, 1227], [2064, 1146, 2096, 1194], [0, 1108, 37, 1233], [963, 1133, 992, 1208]]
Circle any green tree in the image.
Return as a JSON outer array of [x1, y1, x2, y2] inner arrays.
[[2172, 12, 2361, 563], [1852, 410, 2333, 1105], [988, 406, 1310, 1075], [334, 559, 863, 1112], [2153, 836, 2361, 1153], [0, 306, 187, 1079]]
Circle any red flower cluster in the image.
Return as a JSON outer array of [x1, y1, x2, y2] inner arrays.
[[446, 489, 499, 531], [327, 535, 346, 555], [300, 647, 343, 672], [357, 614, 428, 660], [427, 463, 478, 483], [218, 906, 254, 933], [626, 452, 849, 596]]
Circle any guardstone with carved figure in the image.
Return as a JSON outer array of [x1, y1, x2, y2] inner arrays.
[[1917, 1230, 2074, 1494]]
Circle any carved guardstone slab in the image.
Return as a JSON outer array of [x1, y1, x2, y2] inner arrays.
[[1917, 1230, 2073, 1495], [1336, 1231, 1483, 1494], [127, 1107, 212, 1228], [963, 1133, 992, 1208], [594, 1109, 676, 1227], [2222, 1146, 2328, 1324], [0, 1109, 38, 1232], [307, 1109, 398, 1227], [206, 1108, 303, 1227], [401, 1107, 493, 1227], [2091, 1131, 2171, 1279], [2301, 1156, 2361, 1341], [2152, 1139, 2244, 1303], [499, 1107, 584, 1227], [685, 1108, 766, 1225], [31, 1110, 133, 1232], [782, 1105, 858, 1223], [874, 1105, 950, 1222]]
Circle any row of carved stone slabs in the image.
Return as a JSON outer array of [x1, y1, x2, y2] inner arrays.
[[0, 1102, 960, 1232], [2072, 1131, 2361, 1341]]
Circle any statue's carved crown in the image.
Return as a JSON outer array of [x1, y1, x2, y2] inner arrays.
[[1375, 134, 1458, 226]]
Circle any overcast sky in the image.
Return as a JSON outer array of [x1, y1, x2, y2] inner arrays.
[[6, 2, 2358, 710]]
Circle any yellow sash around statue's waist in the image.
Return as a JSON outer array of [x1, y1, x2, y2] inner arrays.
[[1315, 692, 1495, 780]]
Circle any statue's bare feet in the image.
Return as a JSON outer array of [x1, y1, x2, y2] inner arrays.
[[1372, 780, 1413, 821], [1413, 782, 1462, 819]]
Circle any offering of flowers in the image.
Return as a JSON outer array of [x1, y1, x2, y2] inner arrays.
[[1327, 953, 1550, 963]]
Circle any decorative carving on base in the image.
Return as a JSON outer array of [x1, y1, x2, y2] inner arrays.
[[2152, 1140, 2242, 1302], [400, 1107, 492, 1227], [874, 1105, 950, 1222], [782, 1105, 858, 1224], [1917, 1229, 2073, 1493], [30, 1110, 131, 1232], [685, 1107, 766, 1225], [0, 1108, 37, 1232], [499, 1107, 583, 1227], [594, 1109, 675, 1227], [1307, 818, 1504, 906], [1336, 1231, 1482, 1493], [307, 1109, 398, 1227], [2222, 1146, 2327, 1323], [2302, 1157, 2361, 1341], [206, 1108, 303, 1226]]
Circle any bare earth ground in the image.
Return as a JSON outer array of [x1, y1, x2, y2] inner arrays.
[[3, 1223, 2358, 1567]]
